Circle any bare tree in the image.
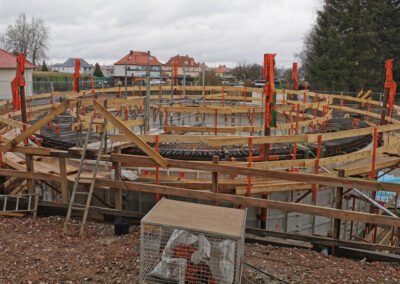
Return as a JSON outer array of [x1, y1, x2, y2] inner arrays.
[[0, 13, 49, 65]]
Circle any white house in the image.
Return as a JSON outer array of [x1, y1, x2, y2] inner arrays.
[[0, 48, 35, 100], [52, 58, 93, 74], [113, 51, 163, 85]]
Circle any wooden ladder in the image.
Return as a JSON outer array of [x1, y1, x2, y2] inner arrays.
[[63, 117, 108, 236]]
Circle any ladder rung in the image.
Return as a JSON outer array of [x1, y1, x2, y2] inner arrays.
[[71, 206, 85, 211]]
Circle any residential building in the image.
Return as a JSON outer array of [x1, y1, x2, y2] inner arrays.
[[100, 65, 114, 77], [214, 64, 230, 76], [52, 58, 93, 74], [113, 51, 163, 85], [162, 55, 202, 80], [0, 48, 35, 100]]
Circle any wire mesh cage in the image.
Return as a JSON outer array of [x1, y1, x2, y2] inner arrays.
[[139, 198, 246, 284]]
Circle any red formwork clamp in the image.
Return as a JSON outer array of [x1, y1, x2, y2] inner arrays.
[[73, 59, 80, 92], [11, 53, 26, 111], [292, 62, 298, 91], [385, 59, 397, 117]]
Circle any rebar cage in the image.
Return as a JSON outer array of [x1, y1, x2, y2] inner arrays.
[[139, 199, 246, 284]]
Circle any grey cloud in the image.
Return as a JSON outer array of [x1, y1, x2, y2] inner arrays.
[[0, 0, 321, 67]]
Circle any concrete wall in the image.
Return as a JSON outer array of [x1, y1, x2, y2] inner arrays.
[[0, 68, 33, 100]]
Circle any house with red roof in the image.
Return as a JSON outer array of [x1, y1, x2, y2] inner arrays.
[[163, 55, 202, 80], [113, 51, 164, 85], [0, 48, 35, 99], [214, 65, 230, 76]]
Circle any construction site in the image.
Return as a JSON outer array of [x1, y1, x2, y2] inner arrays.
[[1, 52, 400, 283]]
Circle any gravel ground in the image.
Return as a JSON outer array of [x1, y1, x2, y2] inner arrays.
[[1, 216, 400, 283]]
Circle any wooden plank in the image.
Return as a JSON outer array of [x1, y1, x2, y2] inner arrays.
[[236, 181, 312, 195], [93, 99, 168, 168], [26, 154, 35, 194], [71, 119, 144, 131], [0, 212, 25, 217], [3, 100, 69, 152], [0, 168, 61, 182], [0, 115, 35, 131], [110, 154, 400, 193], [246, 227, 400, 253], [89, 178, 400, 227]]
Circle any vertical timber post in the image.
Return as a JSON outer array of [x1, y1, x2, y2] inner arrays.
[[114, 146, 122, 210], [59, 157, 68, 203], [211, 155, 219, 206], [332, 169, 344, 255], [14, 53, 35, 194], [261, 53, 276, 229]]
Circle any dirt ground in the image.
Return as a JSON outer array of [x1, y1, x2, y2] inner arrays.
[[1, 216, 400, 283]]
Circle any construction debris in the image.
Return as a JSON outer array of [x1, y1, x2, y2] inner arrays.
[[1, 216, 399, 283]]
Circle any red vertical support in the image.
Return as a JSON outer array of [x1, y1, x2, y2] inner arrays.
[[73, 59, 80, 92], [312, 134, 322, 203], [295, 104, 300, 134], [156, 135, 160, 202], [125, 108, 129, 121], [159, 86, 161, 103], [292, 62, 298, 91], [118, 87, 121, 98], [164, 109, 168, 133]]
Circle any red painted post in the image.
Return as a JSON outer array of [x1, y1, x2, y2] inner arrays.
[[295, 103, 300, 134], [164, 109, 168, 133]]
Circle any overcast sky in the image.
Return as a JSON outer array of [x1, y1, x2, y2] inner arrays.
[[0, 0, 321, 68]]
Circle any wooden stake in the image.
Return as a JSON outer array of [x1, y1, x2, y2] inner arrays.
[[59, 157, 68, 203], [212, 155, 219, 206]]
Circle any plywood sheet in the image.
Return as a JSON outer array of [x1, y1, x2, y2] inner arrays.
[[142, 198, 246, 238]]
